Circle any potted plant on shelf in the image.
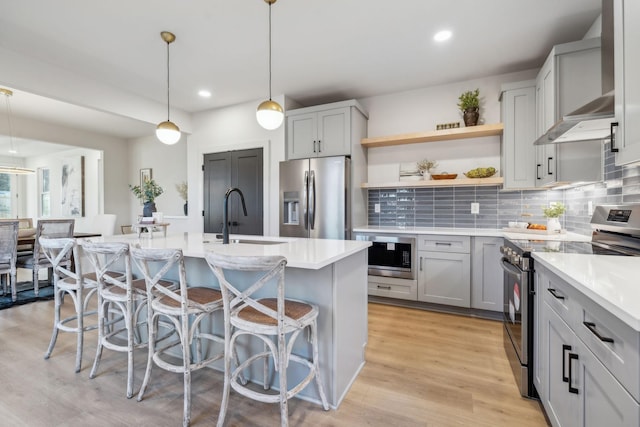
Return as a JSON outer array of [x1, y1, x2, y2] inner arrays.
[[130, 179, 164, 217], [458, 88, 480, 127], [176, 181, 188, 215], [417, 159, 438, 180], [542, 202, 566, 233]]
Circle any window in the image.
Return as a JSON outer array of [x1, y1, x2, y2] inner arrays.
[[0, 173, 10, 218], [40, 168, 50, 217]]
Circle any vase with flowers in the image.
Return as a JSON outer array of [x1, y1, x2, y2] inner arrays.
[[130, 179, 164, 217], [417, 159, 438, 180], [458, 88, 480, 127], [542, 202, 566, 233]]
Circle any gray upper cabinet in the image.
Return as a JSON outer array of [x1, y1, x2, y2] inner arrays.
[[614, 0, 640, 165], [535, 38, 604, 187], [286, 100, 368, 160], [500, 80, 537, 189]]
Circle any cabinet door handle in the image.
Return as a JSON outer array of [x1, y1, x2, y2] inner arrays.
[[536, 164, 542, 180], [547, 157, 554, 175], [568, 353, 579, 394], [313, 140, 317, 153], [583, 321, 614, 343], [610, 122, 619, 153], [419, 256, 423, 271], [547, 288, 565, 300], [435, 242, 452, 246], [562, 344, 571, 382], [377, 285, 391, 290], [318, 140, 322, 152]]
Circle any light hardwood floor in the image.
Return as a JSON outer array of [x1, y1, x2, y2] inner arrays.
[[0, 299, 549, 426]]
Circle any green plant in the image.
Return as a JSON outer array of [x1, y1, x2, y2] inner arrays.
[[417, 159, 438, 172], [457, 88, 480, 111], [130, 179, 164, 203], [542, 202, 566, 218], [175, 181, 188, 201]]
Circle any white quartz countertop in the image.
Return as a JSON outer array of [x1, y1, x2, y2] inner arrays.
[[532, 252, 640, 331], [85, 232, 371, 270], [353, 226, 591, 241]]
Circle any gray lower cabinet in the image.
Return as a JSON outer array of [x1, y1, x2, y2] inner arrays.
[[470, 236, 503, 311], [536, 264, 640, 427], [417, 235, 470, 308], [367, 276, 417, 301]]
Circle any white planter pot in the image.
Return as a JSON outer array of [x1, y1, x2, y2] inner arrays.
[[547, 217, 562, 233]]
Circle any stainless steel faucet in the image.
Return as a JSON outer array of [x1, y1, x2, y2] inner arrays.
[[222, 187, 248, 244]]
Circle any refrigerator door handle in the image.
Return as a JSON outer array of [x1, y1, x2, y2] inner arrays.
[[303, 171, 309, 230], [309, 170, 316, 230]]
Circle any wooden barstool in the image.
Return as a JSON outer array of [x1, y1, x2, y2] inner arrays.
[[131, 247, 226, 427], [204, 252, 329, 427]]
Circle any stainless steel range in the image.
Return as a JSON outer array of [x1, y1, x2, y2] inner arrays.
[[501, 203, 640, 399]]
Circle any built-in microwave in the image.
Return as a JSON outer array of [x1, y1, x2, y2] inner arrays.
[[354, 233, 416, 280]]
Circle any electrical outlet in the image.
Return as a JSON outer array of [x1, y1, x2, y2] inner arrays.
[[374, 203, 381, 213], [471, 202, 480, 214], [587, 200, 594, 216]]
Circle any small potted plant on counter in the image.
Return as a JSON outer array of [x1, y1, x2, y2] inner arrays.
[[176, 181, 188, 215], [458, 88, 480, 127], [417, 159, 438, 180], [542, 202, 566, 233]]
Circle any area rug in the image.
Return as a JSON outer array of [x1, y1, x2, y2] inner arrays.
[[0, 281, 55, 310]]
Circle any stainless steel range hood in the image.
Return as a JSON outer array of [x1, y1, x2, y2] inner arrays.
[[534, 0, 614, 146]]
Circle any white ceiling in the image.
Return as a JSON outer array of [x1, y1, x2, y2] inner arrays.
[[0, 0, 602, 155]]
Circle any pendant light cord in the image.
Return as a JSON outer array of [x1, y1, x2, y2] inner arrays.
[[3, 92, 16, 154], [268, 1, 272, 101], [166, 40, 171, 121]]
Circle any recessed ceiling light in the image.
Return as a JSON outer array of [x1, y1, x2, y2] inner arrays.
[[434, 30, 452, 42], [198, 90, 212, 98]]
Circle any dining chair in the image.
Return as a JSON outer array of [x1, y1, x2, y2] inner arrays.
[[204, 252, 329, 427], [0, 220, 19, 301], [16, 219, 75, 296], [131, 247, 227, 427], [91, 214, 117, 237], [39, 237, 98, 372]]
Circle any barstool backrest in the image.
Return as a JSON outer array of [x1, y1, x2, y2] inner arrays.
[[130, 247, 186, 307], [204, 252, 302, 328], [82, 241, 132, 293], [39, 237, 80, 281]]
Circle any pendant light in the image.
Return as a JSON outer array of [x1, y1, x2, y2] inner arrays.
[[156, 31, 181, 145], [0, 88, 35, 175], [256, 0, 284, 130]]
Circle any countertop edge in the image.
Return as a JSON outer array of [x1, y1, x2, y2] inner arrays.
[[353, 227, 591, 241]]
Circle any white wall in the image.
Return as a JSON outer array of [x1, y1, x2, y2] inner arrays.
[[359, 69, 538, 181], [127, 133, 188, 224]]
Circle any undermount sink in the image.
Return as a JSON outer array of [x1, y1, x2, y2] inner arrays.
[[229, 239, 285, 245]]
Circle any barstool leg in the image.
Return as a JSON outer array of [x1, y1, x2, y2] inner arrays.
[[44, 288, 62, 360], [90, 298, 107, 380], [75, 290, 84, 373], [311, 321, 329, 410], [126, 300, 135, 399], [278, 331, 288, 427]]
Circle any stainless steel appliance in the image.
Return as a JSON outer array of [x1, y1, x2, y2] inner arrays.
[[501, 202, 640, 398], [279, 156, 350, 239], [354, 233, 416, 280]]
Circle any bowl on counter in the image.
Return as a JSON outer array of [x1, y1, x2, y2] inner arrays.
[[430, 173, 457, 180]]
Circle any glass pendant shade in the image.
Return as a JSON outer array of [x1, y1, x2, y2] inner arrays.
[[156, 120, 181, 145], [256, 99, 284, 130]]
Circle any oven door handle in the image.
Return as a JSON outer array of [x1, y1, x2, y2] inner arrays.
[[501, 258, 523, 279]]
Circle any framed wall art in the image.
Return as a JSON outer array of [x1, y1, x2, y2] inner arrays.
[[60, 156, 85, 217]]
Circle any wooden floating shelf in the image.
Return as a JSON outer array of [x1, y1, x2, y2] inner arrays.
[[361, 123, 504, 148], [361, 177, 504, 189]]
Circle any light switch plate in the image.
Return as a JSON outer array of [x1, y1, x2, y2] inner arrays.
[[374, 203, 381, 213], [471, 202, 480, 214]]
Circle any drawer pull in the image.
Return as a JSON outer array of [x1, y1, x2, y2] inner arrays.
[[377, 285, 392, 290], [547, 288, 565, 300], [562, 344, 571, 382], [568, 352, 579, 394], [435, 242, 452, 246], [583, 321, 614, 343]]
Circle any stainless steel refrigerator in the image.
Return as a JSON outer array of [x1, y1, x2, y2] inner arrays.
[[279, 156, 350, 239]]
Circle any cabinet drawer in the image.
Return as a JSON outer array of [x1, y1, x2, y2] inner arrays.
[[417, 235, 470, 253], [574, 291, 640, 402], [367, 276, 417, 301], [541, 268, 575, 326]]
